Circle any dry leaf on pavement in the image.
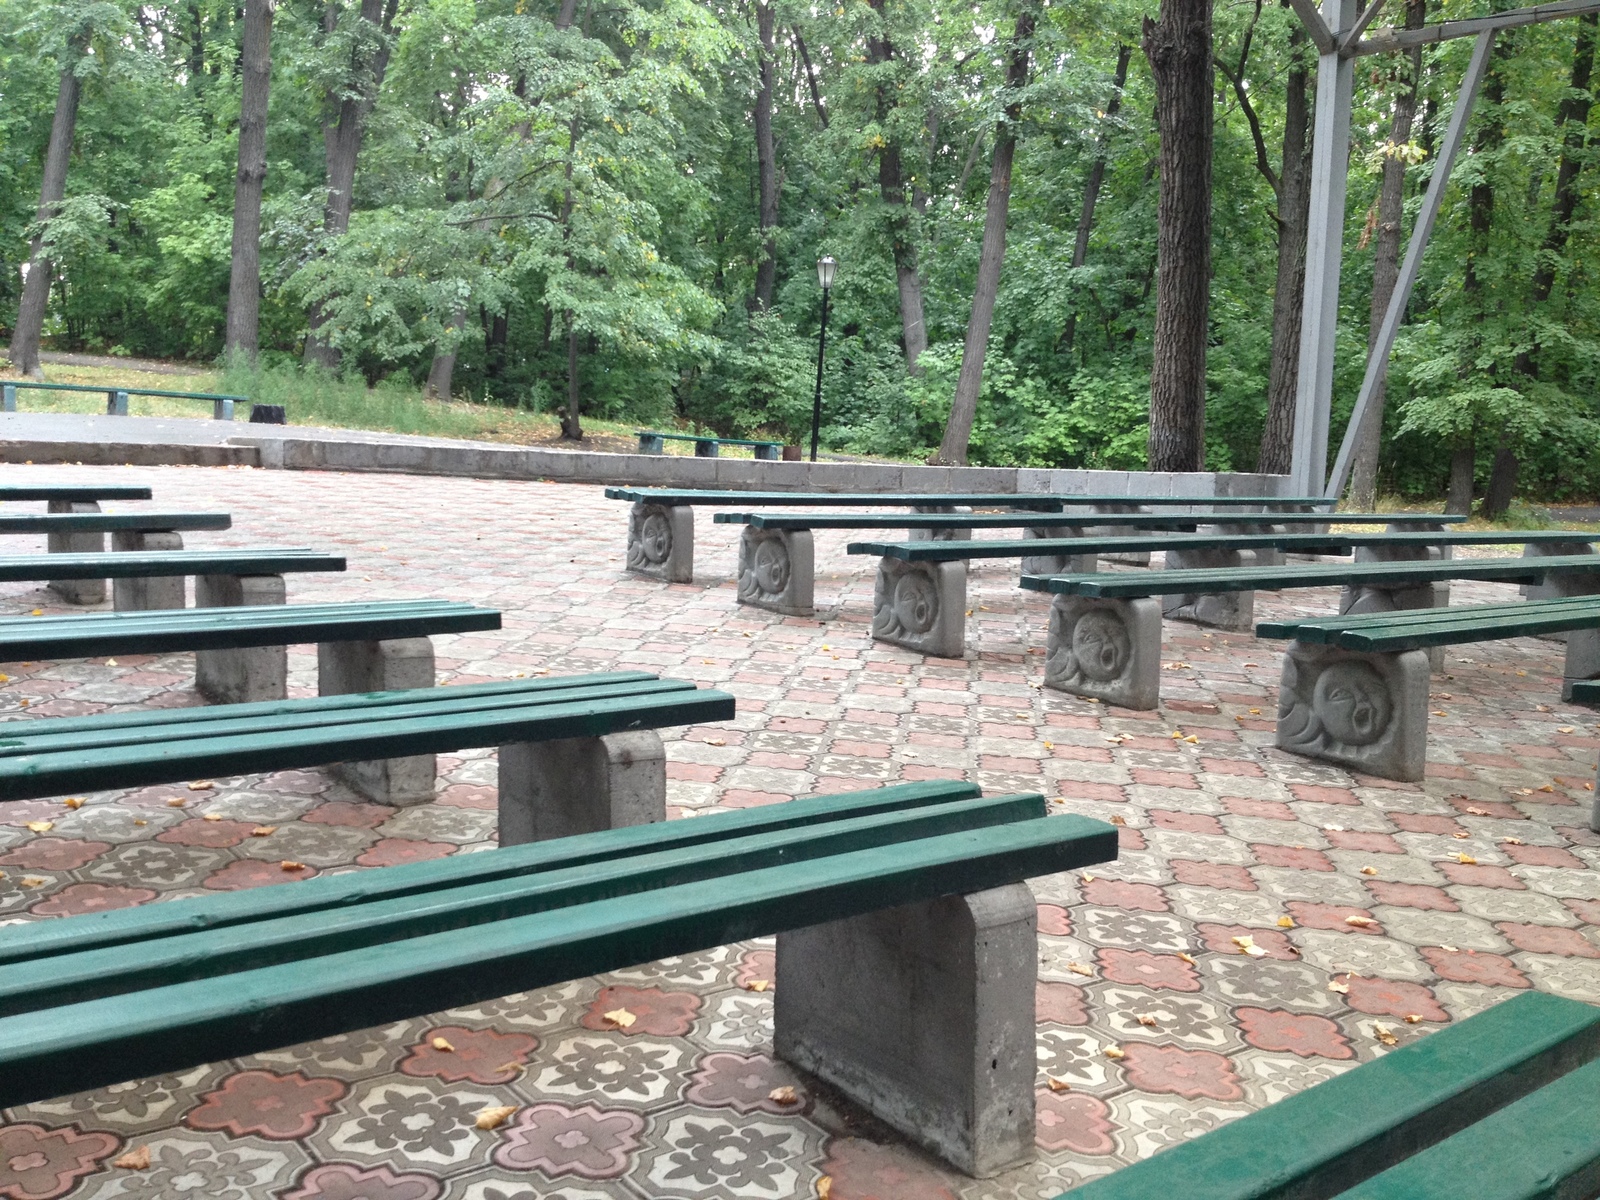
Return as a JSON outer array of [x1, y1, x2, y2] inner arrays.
[[432, 1037, 455, 1052], [113, 1147, 151, 1170], [768, 1086, 800, 1105], [475, 1105, 517, 1130], [603, 1008, 637, 1029]]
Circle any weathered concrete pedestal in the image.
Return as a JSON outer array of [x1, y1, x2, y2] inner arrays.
[[909, 505, 973, 542], [1276, 642, 1431, 782], [319, 636, 437, 806], [775, 883, 1037, 1177], [497, 730, 665, 844], [1162, 547, 1253, 630], [1092, 502, 1151, 566], [1021, 527, 1096, 577], [46, 500, 106, 605], [870, 557, 966, 659], [194, 574, 288, 703], [625, 502, 693, 583], [736, 527, 814, 616], [111, 530, 186, 611], [1044, 595, 1163, 709]]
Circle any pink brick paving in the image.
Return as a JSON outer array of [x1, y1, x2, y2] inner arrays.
[[0, 462, 1597, 1199]]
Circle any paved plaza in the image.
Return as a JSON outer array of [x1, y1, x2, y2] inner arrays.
[[2, 463, 1599, 1200]]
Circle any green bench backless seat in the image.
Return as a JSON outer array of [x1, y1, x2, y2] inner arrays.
[[1, 547, 345, 612]]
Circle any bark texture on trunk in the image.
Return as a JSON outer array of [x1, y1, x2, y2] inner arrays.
[[225, 0, 275, 360], [9, 62, 83, 378], [936, 6, 1034, 464], [1346, 0, 1426, 507], [1142, 0, 1213, 473], [1446, 440, 1476, 514], [752, 0, 779, 312], [1256, 24, 1313, 477], [867, 0, 927, 372], [304, 0, 398, 369], [425, 309, 467, 400], [561, 316, 582, 439], [1062, 43, 1131, 353]]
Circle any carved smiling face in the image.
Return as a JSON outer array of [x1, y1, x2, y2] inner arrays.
[[1071, 610, 1130, 682], [1312, 660, 1392, 746]]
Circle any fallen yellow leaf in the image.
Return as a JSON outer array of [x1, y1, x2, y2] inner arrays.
[[475, 1104, 517, 1130], [166, 798, 187, 808], [1328, 979, 1350, 994], [1104, 1045, 1126, 1060], [432, 1036, 455, 1052], [742, 979, 771, 992], [1538, 784, 1555, 793], [113, 1146, 151, 1170], [1067, 962, 1094, 977], [1451, 831, 1469, 839], [63, 797, 83, 810], [819, 1176, 833, 1200], [20, 876, 46, 888], [187, 780, 215, 791], [251, 825, 277, 837], [1345, 916, 1377, 928], [768, 1085, 800, 1105], [1109, 815, 1126, 826], [202, 812, 223, 822], [280, 860, 306, 872], [1046, 1077, 1072, 1093], [1136, 1013, 1158, 1027], [1455, 853, 1477, 865], [1277, 916, 1295, 929], [1083, 872, 1096, 883], [1178, 952, 1197, 965], [1560, 726, 1576, 734], [1373, 1023, 1399, 1047], [25, 820, 52, 833], [1232, 936, 1267, 957], [603, 1008, 637, 1029], [29, 609, 42, 616], [1403, 1014, 1423, 1024], [1184, 735, 1199, 744], [1360, 866, 1378, 876]]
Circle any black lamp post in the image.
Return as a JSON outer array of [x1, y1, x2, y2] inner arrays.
[[810, 255, 836, 463]]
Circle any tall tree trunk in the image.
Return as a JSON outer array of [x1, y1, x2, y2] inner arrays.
[[1446, 439, 1476, 514], [1062, 43, 1131, 353], [793, 28, 830, 127], [1346, 0, 1426, 507], [425, 309, 467, 400], [751, 0, 779, 312], [485, 308, 509, 377], [561, 315, 581, 439], [1143, 0, 1214, 472], [224, 0, 275, 361], [303, 0, 399, 369], [867, 0, 927, 372], [8, 60, 83, 378], [936, 6, 1035, 464]]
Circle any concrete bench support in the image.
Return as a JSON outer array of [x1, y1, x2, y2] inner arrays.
[[110, 530, 186, 611], [870, 557, 966, 659], [626, 502, 693, 583], [1022, 527, 1096, 577], [1276, 641, 1430, 782], [1045, 595, 1163, 709], [737, 527, 814, 616], [909, 505, 973, 542], [194, 574, 288, 703], [1163, 547, 1253, 630], [1092, 502, 1152, 566], [45, 500, 106, 605], [319, 636, 437, 806], [497, 730, 665, 844], [775, 883, 1037, 1178]]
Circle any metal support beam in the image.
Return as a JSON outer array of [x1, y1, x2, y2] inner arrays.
[[1288, 0, 1356, 496], [1339, 0, 1390, 52], [1354, 0, 1600, 53], [1325, 30, 1497, 499], [1289, 0, 1339, 51]]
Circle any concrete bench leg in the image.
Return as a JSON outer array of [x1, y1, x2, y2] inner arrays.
[[909, 505, 974, 541], [194, 574, 288, 703], [111, 530, 186, 611], [318, 637, 437, 806], [45, 500, 106, 605], [1276, 641, 1430, 782], [1021, 527, 1096, 577], [1340, 580, 1448, 671], [497, 730, 664, 845], [625, 502, 693, 582], [1162, 547, 1253, 630], [1092, 503, 1151, 566], [775, 883, 1036, 1178], [736, 527, 814, 616], [1045, 595, 1162, 709], [870, 557, 966, 659]]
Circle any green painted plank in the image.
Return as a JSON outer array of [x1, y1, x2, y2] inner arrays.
[[0, 600, 501, 660], [1333, 1057, 1600, 1200], [606, 488, 1331, 508], [1258, 593, 1600, 634], [0, 779, 980, 965], [0, 685, 734, 800], [0, 793, 1043, 1014], [0, 813, 1117, 1108], [1572, 681, 1600, 704], [0, 549, 345, 581], [1059, 991, 1600, 1200], [717, 512, 1460, 530], [1019, 556, 1600, 598], [0, 486, 153, 502], [852, 530, 1597, 561], [1257, 596, 1600, 650], [3, 382, 244, 401], [0, 512, 232, 533]]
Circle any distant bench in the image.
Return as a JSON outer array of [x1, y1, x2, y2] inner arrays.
[[636, 431, 784, 459], [2, 380, 248, 421], [1256, 593, 1600, 780], [606, 486, 1333, 584], [1023, 554, 1600, 709], [847, 530, 1599, 658], [0, 510, 233, 606], [0, 778, 1117, 1176], [0, 547, 345, 614], [1062, 990, 1600, 1200], [715, 510, 1463, 617], [0, 485, 153, 503]]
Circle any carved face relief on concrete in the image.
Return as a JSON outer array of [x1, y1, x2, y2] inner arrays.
[[738, 534, 790, 602], [1276, 645, 1426, 781], [1071, 610, 1131, 682], [1044, 595, 1161, 709], [870, 557, 963, 657], [890, 570, 939, 635], [1310, 661, 1392, 746], [735, 527, 813, 616], [628, 507, 674, 570]]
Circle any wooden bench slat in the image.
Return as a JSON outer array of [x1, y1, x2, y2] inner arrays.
[[0, 682, 735, 800], [717, 512, 1460, 530], [0, 779, 980, 966], [1060, 990, 1600, 1200], [0, 512, 232, 533], [0, 792, 1043, 1016], [0, 548, 345, 581], [0, 812, 1114, 1108], [0, 486, 153, 502], [1258, 597, 1600, 650], [1331, 1057, 1600, 1200], [608, 488, 1329, 508], [852, 530, 1597, 561]]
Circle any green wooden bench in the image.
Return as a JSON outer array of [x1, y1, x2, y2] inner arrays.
[[0, 511, 230, 536], [636, 430, 784, 459], [1255, 594, 1600, 780], [1060, 989, 1600, 1200], [1, 487, 158, 602], [0, 485, 153, 503], [1022, 555, 1600, 710], [1, 380, 246, 420], [2, 511, 234, 608], [0, 778, 1117, 1175], [606, 486, 1330, 584], [0, 547, 345, 614], [850, 530, 1598, 659], [714, 510, 1462, 617]]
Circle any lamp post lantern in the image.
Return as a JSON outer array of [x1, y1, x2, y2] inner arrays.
[[810, 255, 836, 463]]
